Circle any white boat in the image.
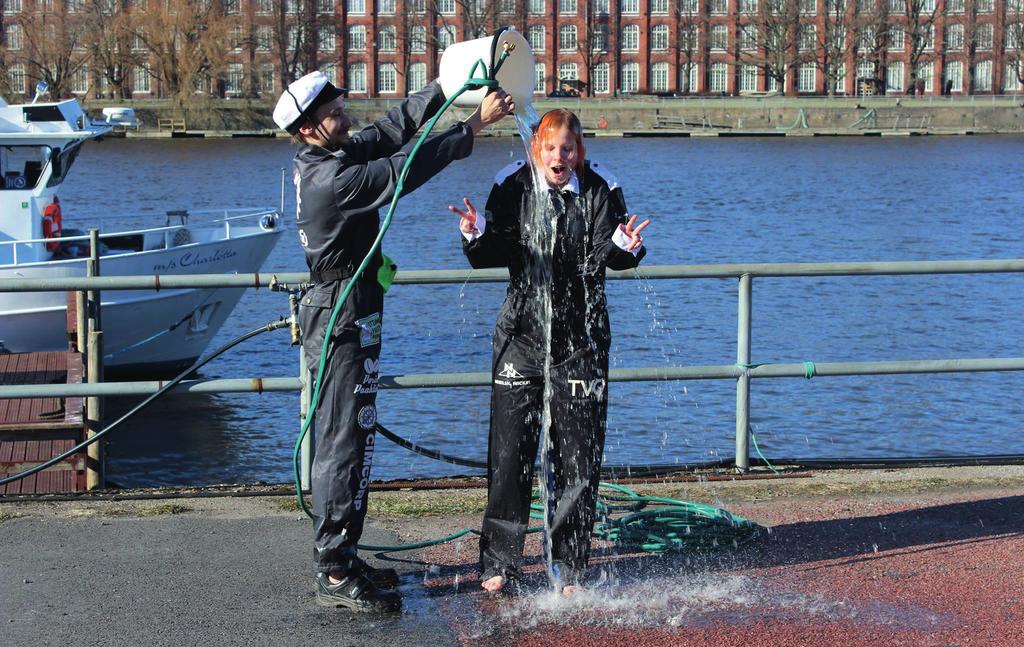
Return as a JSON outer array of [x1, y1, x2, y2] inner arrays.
[[0, 95, 282, 376]]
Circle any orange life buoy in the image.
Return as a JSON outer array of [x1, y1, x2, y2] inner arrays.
[[42, 196, 62, 251], [597, 118, 609, 129]]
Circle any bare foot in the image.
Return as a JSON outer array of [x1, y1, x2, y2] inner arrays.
[[481, 575, 506, 593], [562, 585, 585, 596]]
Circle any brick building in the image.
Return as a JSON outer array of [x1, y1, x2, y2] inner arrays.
[[1, 0, 1022, 100]]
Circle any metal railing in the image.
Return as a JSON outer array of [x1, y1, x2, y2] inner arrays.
[[2, 258, 1024, 472]]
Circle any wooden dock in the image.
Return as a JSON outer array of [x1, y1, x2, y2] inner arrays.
[[0, 351, 87, 495]]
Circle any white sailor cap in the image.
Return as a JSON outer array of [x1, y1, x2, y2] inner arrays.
[[273, 71, 347, 135]]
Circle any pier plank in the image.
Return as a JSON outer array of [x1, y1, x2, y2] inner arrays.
[[0, 350, 87, 495]]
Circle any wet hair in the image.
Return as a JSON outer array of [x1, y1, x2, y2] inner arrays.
[[531, 108, 586, 179]]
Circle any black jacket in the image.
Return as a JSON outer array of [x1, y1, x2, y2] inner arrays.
[[293, 81, 475, 279], [463, 160, 646, 360]]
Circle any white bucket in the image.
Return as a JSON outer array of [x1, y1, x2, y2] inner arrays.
[[438, 27, 534, 112]]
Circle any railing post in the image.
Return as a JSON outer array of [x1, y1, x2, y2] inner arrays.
[[299, 350, 312, 492], [735, 273, 752, 472], [85, 229, 104, 490]]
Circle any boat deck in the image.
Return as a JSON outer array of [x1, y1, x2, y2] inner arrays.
[[0, 350, 86, 494]]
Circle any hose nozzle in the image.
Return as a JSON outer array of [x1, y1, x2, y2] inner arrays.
[[503, 41, 516, 54]]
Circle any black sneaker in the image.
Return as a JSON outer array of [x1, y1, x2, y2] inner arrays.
[[352, 556, 400, 588], [315, 572, 402, 612]]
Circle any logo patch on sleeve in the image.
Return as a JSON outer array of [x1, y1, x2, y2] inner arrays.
[[355, 312, 382, 348]]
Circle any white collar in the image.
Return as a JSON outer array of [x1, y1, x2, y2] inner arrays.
[[545, 170, 579, 195]]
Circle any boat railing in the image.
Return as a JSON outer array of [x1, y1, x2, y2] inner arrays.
[[0, 207, 279, 266], [2, 258, 1024, 481]]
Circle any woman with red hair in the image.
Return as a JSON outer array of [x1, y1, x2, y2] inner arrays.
[[449, 108, 650, 595]]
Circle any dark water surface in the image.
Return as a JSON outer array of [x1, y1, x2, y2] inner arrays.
[[58, 135, 1024, 487]]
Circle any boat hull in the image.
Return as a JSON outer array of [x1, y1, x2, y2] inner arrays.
[[0, 231, 281, 376]]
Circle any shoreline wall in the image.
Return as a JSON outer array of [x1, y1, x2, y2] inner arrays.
[[82, 96, 1024, 133]]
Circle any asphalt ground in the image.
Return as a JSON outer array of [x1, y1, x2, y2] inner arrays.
[[2, 465, 1023, 647]]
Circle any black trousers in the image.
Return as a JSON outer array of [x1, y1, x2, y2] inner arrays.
[[299, 279, 383, 574], [479, 327, 609, 584]]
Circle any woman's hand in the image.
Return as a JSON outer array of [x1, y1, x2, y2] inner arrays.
[[448, 197, 480, 235], [618, 215, 650, 251]]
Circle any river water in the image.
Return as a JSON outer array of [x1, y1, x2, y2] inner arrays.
[[57, 134, 1024, 487]]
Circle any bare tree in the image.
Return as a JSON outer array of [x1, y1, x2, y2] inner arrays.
[[132, 0, 231, 101], [853, 0, 892, 94], [815, 0, 854, 96], [270, 0, 317, 88], [11, 5, 89, 98], [81, 0, 139, 100], [1007, 1, 1024, 91], [673, 0, 700, 94], [897, 0, 940, 95], [574, 0, 612, 97], [741, 0, 805, 95]]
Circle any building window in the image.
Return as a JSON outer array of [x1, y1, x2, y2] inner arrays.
[[593, 23, 608, 50], [651, 0, 667, 13], [534, 63, 546, 93], [1008, 25, 1023, 51], [922, 24, 934, 51], [409, 0, 426, 12], [679, 25, 698, 51], [378, 63, 397, 93], [709, 0, 726, 14], [621, 24, 638, 51], [255, 0, 271, 13], [621, 62, 639, 92], [916, 61, 933, 92], [740, 64, 757, 92], [560, 0, 576, 15], [528, 0, 544, 14], [709, 62, 728, 92], [71, 67, 88, 94], [499, 0, 515, 12], [438, 0, 455, 14], [975, 0, 993, 12], [799, 24, 816, 51], [411, 25, 426, 53], [225, 63, 244, 96], [223, 0, 240, 13], [888, 26, 904, 50], [594, 0, 609, 11], [680, 62, 698, 93], [348, 63, 367, 93], [527, 25, 545, 51], [620, 0, 638, 14], [946, 0, 963, 12], [741, 24, 757, 50], [797, 63, 816, 92], [378, 0, 395, 14], [944, 61, 962, 92], [258, 64, 275, 94], [133, 65, 151, 94], [799, 0, 815, 14], [833, 63, 846, 93], [650, 62, 669, 91], [319, 26, 335, 51], [738, 0, 757, 12], [285, 0, 300, 14], [945, 24, 963, 51], [348, 26, 366, 51], [974, 60, 992, 91], [437, 25, 455, 50], [322, 66, 337, 86], [592, 62, 610, 93], [559, 62, 578, 81], [347, 0, 365, 12], [288, 26, 302, 51], [1004, 62, 1023, 92], [976, 24, 993, 51], [651, 24, 669, 51], [318, 0, 334, 12], [710, 25, 727, 51], [679, 0, 698, 10], [408, 62, 427, 92], [4, 24, 22, 51], [378, 26, 396, 52], [886, 60, 904, 92], [4, 0, 22, 12], [559, 24, 577, 50]]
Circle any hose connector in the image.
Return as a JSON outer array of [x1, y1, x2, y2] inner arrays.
[[288, 291, 301, 346]]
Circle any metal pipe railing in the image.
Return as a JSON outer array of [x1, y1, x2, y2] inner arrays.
[[3, 258, 1024, 472]]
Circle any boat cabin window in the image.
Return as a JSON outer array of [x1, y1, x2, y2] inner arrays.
[[0, 145, 51, 190]]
